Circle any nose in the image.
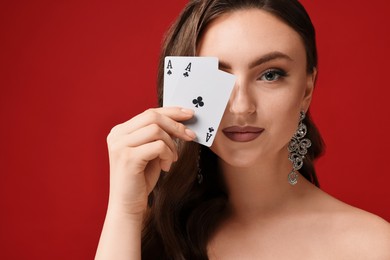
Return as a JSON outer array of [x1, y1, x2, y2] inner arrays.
[[228, 79, 256, 115]]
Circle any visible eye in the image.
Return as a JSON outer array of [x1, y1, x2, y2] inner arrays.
[[259, 69, 287, 82]]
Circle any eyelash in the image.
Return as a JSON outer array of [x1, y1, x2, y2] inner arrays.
[[258, 68, 287, 82]]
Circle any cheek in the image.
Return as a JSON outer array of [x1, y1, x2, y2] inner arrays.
[[263, 85, 303, 114], [262, 89, 304, 142]]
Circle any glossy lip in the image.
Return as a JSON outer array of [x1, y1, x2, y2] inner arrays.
[[222, 126, 264, 142]]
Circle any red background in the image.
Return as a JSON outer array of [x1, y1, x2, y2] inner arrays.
[[1, 0, 389, 259]]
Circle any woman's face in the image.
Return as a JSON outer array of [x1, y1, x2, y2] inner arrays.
[[197, 8, 316, 168]]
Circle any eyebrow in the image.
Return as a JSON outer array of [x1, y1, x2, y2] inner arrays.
[[219, 51, 294, 70]]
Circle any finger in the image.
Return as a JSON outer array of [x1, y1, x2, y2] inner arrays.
[[125, 107, 194, 132], [111, 107, 196, 140], [153, 107, 194, 120], [109, 124, 179, 160], [133, 140, 176, 173], [143, 158, 162, 193]]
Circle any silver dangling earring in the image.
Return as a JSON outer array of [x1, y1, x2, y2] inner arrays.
[[287, 111, 311, 185], [197, 147, 203, 184]]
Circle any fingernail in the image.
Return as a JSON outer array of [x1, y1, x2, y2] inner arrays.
[[185, 128, 196, 139], [181, 108, 194, 115]]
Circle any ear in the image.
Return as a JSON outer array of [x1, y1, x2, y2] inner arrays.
[[301, 67, 317, 113]]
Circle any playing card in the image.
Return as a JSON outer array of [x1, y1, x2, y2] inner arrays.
[[165, 57, 236, 146], [163, 56, 218, 106]]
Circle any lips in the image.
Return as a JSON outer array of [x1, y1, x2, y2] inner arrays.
[[222, 126, 264, 142]]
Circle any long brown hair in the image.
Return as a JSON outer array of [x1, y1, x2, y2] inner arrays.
[[142, 0, 325, 258]]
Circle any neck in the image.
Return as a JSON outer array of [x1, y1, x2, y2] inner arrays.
[[219, 150, 305, 221]]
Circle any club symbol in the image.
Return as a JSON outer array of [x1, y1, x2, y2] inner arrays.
[[167, 70, 172, 75], [206, 126, 214, 142], [192, 96, 204, 108], [183, 72, 189, 77]]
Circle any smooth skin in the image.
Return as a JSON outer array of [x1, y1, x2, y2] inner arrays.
[[96, 8, 390, 260], [95, 107, 196, 259]]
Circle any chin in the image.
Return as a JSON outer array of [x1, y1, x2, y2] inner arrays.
[[210, 136, 291, 170], [223, 157, 259, 169], [211, 144, 264, 169]]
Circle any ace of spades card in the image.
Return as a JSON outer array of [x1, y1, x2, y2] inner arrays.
[[164, 56, 236, 147]]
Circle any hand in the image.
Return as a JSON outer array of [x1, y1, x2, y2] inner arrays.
[[105, 107, 196, 217]]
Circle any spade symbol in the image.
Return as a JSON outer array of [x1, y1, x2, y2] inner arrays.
[[167, 70, 172, 75]]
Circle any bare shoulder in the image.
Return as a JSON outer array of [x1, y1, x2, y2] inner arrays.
[[308, 186, 390, 259], [338, 202, 390, 250]]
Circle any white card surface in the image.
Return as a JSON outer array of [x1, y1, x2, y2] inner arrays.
[[163, 56, 218, 106], [163, 56, 236, 147], [172, 70, 236, 146]]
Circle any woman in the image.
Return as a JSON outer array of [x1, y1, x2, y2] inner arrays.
[[96, 0, 390, 259]]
